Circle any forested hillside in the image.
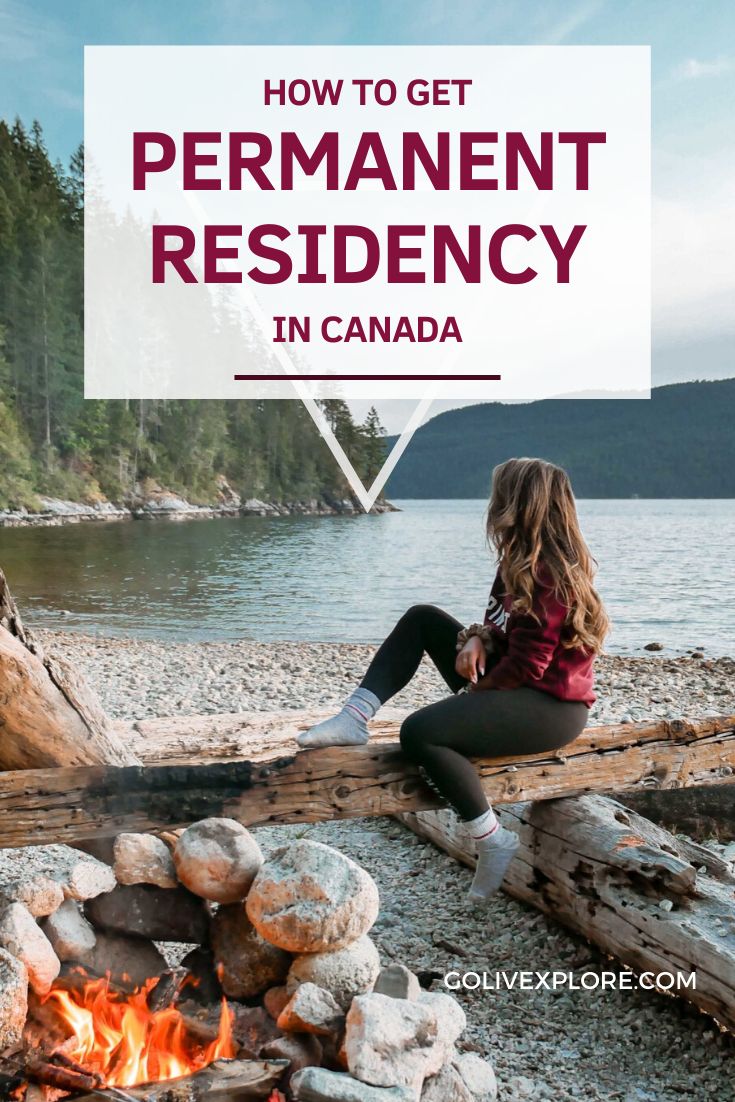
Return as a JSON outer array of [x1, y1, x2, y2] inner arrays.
[[386, 379, 735, 498], [0, 120, 385, 511]]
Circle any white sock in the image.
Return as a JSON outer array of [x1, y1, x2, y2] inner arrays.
[[465, 807, 520, 902], [297, 687, 381, 748], [466, 807, 499, 842]]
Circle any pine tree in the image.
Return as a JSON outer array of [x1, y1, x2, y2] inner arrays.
[[0, 119, 388, 511], [360, 406, 387, 483]]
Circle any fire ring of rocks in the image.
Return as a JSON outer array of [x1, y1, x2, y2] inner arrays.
[[0, 820, 497, 1102]]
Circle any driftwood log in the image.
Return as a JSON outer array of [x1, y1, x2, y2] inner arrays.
[[0, 709, 731, 847], [0, 570, 137, 767], [402, 796, 735, 1033], [73, 1058, 288, 1100]]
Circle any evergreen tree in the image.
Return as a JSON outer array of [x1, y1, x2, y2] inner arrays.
[[360, 406, 387, 483], [0, 119, 388, 511]]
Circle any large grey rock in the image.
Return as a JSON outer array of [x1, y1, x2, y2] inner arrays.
[[211, 903, 291, 998], [291, 1067, 415, 1102], [453, 1053, 497, 1101], [373, 963, 420, 1002], [345, 991, 465, 1092], [0, 903, 60, 994], [85, 883, 208, 943], [277, 981, 345, 1036], [287, 935, 381, 1010], [0, 947, 28, 1047], [344, 992, 437, 1092], [174, 818, 263, 903], [76, 930, 167, 989], [0, 845, 115, 916], [246, 840, 379, 952], [113, 833, 177, 888], [42, 899, 96, 961]]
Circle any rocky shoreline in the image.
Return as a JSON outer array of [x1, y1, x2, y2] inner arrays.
[[31, 633, 735, 1100], [34, 634, 735, 1097], [0, 489, 397, 528], [38, 632, 734, 729]]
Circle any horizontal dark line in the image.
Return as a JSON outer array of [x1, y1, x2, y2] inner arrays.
[[233, 374, 503, 381]]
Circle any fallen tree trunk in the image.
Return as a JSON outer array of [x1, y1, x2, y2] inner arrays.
[[0, 570, 137, 767], [118, 708, 735, 804], [401, 797, 735, 1033], [0, 710, 732, 847]]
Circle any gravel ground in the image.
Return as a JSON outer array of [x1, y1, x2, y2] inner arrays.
[[40, 632, 735, 1102], [37, 632, 735, 728]]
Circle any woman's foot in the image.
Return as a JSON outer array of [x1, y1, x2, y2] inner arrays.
[[297, 688, 381, 749], [468, 826, 520, 902]]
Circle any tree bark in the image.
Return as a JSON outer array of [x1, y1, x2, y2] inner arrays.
[[119, 709, 735, 803], [401, 796, 735, 1033], [0, 710, 732, 847], [0, 570, 138, 767], [70, 1058, 287, 1101]]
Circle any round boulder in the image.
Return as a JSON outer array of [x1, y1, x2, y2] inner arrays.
[[211, 903, 291, 998], [453, 1052, 498, 1101], [287, 935, 381, 1010], [113, 833, 177, 889], [173, 818, 263, 904], [245, 839, 379, 953]]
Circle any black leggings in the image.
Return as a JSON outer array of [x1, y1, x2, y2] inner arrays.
[[360, 604, 588, 820]]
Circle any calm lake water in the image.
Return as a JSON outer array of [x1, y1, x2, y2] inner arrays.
[[0, 500, 732, 655]]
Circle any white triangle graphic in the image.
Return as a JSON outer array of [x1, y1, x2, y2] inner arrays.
[[301, 391, 436, 512], [184, 191, 436, 510]]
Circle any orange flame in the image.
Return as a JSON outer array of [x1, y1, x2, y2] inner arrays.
[[41, 974, 235, 1088]]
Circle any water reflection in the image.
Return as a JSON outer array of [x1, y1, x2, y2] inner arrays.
[[0, 500, 731, 654]]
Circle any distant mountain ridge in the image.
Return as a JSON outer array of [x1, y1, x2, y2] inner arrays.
[[386, 379, 735, 498]]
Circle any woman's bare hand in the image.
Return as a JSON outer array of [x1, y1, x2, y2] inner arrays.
[[455, 636, 486, 684], [469, 670, 495, 692]]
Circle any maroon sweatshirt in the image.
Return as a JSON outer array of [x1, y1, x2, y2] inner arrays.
[[480, 566, 596, 707]]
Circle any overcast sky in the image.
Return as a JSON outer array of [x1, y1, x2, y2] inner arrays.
[[1, 0, 733, 432]]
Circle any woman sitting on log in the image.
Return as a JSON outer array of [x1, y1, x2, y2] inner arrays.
[[299, 458, 609, 903]]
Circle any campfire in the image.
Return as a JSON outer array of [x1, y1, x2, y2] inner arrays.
[[38, 972, 234, 1087], [0, 822, 496, 1102], [9, 965, 280, 1100]]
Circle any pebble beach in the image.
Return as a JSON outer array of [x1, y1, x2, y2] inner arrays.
[[40, 631, 735, 1102]]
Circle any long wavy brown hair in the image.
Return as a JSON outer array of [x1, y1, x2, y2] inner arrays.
[[486, 458, 609, 653]]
